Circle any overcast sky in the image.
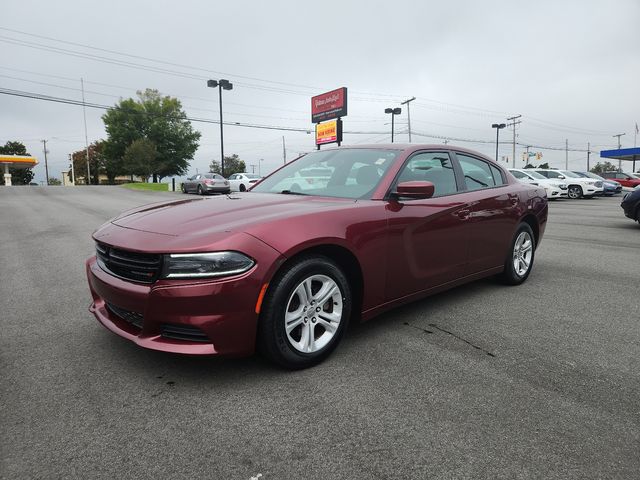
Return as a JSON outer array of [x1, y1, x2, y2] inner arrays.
[[1, 0, 639, 183]]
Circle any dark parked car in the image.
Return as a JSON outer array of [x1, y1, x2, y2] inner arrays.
[[601, 171, 640, 189], [621, 188, 640, 222], [87, 145, 548, 368], [181, 173, 230, 195]]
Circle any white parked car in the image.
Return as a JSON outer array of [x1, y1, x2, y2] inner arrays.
[[227, 173, 263, 192], [534, 169, 603, 199], [509, 168, 568, 199]]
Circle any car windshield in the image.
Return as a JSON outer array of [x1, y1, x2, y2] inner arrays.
[[560, 170, 580, 178], [523, 170, 546, 179], [251, 148, 400, 199]]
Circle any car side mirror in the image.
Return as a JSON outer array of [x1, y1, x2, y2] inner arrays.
[[394, 181, 435, 199], [558, 175, 565, 179]]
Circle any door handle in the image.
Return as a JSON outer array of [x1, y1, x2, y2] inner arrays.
[[456, 209, 471, 220]]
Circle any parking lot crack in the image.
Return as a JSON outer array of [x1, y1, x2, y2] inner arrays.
[[428, 323, 496, 357]]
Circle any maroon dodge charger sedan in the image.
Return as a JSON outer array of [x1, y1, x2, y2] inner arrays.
[[87, 145, 547, 368]]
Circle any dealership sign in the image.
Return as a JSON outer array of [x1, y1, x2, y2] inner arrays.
[[315, 119, 343, 146], [311, 87, 347, 123]]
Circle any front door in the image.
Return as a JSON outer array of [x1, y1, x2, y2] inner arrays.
[[385, 151, 471, 301]]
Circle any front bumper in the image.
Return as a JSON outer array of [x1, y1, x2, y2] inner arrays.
[[546, 187, 567, 198], [87, 254, 269, 357]]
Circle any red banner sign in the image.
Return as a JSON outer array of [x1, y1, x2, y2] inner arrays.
[[311, 87, 347, 123]]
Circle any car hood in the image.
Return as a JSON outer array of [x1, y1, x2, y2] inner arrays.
[[111, 193, 355, 236]]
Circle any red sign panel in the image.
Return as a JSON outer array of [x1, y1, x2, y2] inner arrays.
[[311, 87, 347, 123]]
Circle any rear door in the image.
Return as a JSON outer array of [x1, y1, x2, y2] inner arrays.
[[455, 153, 519, 275]]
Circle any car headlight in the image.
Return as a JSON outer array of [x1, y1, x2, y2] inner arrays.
[[161, 251, 255, 279]]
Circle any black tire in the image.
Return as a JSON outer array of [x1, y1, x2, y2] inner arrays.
[[257, 255, 352, 369], [197, 185, 204, 196], [239, 184, 246, 192], [499, 222, 536, 285], [567, 185, 583, 199], [181, 183, 186, 194]]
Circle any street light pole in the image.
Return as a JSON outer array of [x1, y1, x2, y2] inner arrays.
[[207, 79, 233, 177], [385, 107, 402, 143], [491, 123, 506, 163], [613, 133, 625, 170]]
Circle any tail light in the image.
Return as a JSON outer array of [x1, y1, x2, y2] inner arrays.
[[204, 179, 213, 185]]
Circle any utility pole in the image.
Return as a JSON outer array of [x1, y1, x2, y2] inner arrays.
[[506, 115, 522, 167], [401, 97, 416, 142], [68, 153, 75, 185], [525, 145, 531, 165], [613, 133, 625, 170], [587, 142, 591, 171], [282, 136, 286, 164], [250, 164, 256, 174], [41, 140, 49, 186], [81, 78, 91, 184], [565, 139, 569, 170]]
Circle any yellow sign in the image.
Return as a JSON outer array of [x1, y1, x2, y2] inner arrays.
[[316, 119, 339, 145]]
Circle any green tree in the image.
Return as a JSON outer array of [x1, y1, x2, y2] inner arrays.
[[102, 89, 200, 182], [590, 161, 617, 174], [0, 141, 34, 185], [538, 162, 550, 169], [524, 163, 535, 169], [70, 141, 104, 184], [48, 177, 62, 186], [123, 139, 158, 181], [209, 154, 246, 177]]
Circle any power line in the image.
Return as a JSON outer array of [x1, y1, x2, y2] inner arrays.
[[0, 87, 392, 136]]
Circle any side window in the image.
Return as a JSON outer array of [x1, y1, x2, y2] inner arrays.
[[490, 165, 506, 185], [457, 154, 496, 191], [546, 171, 560, 179], [396, 152, 458, 197], [534, 170, 548, 178]]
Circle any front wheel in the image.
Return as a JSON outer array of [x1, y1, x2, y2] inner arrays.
[[567, 185, 583, 199], [239, 184, 246, 192], [499, 223, 535, 285], [197, 185, 204, 195], [258, 255, 352, 369]]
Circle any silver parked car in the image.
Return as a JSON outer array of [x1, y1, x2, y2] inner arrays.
[[181, 173, 230, 195]]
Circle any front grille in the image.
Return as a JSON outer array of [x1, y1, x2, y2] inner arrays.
[[161, 324, 210, 343], [106, 303, 143, 330], [96, 242, 162, 284]]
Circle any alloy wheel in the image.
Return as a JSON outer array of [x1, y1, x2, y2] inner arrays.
[[284, 274, 343, 353], [568, 186, 581, 199], [512, 231, 533, 277]]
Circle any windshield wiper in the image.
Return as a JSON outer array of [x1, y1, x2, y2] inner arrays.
[[279, 190, 309, 195]]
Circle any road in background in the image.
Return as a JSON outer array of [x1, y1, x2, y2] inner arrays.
[[1, 187, 639, 479]]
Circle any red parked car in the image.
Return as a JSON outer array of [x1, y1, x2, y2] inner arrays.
[[87, 145, 547, 368], [600, 171, 640, 189]]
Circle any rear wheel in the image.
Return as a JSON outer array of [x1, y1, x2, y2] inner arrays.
[[181, 183, 186, 193], [197, 185, 204, 195], [567, 185, 583, 199], [239, 184, 246, 192], [499, 223, 535, 285], [258, 255, 352, 369]]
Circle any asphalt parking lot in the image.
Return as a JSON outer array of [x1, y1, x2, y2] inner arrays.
[[1, 187, 639, 479]]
